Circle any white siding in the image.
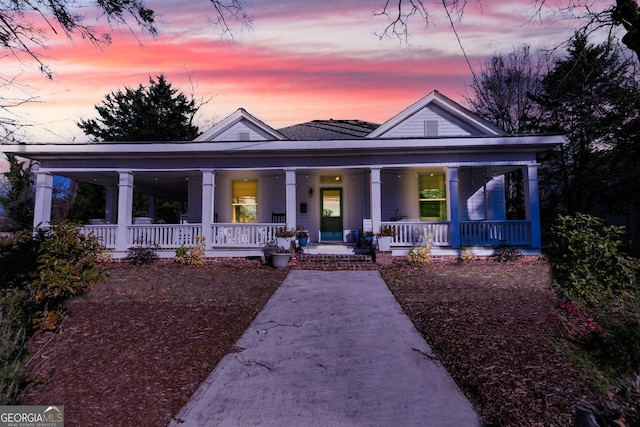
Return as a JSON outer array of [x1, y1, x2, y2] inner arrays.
[[459, 169, 506, 221], [382, 106, 472, 138], [214, 122, 271, 142], [259, 177, 286, 222]]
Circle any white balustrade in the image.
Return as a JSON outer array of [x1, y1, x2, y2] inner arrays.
[[212, 223, 281, 248], [382, 221, 450, 247], [79, 225, 118, 248], [127, 224, 202, 248]]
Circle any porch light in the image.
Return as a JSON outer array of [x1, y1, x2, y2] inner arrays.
[[308, 187, 314, 198]]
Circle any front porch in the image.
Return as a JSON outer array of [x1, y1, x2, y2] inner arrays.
[[78, 219, 534, 258]]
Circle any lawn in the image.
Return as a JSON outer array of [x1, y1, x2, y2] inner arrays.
[[19, 258, 604, 426]]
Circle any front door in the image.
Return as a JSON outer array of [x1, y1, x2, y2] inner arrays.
[[320, 188, 343, 241]]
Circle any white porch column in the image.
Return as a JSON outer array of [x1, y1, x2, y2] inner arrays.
[[201, 170, 215, 247], [105, 185, 118, 224], [524, 164, 542, 250], [370, 168, 382, 234], [116, 171, 134, 251], [33, 171, 53, 228], [448, 167, 461, 249], [285, 169, 297, 230]]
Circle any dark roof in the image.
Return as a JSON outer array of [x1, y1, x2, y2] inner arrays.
[[278, 120, 380, 140]]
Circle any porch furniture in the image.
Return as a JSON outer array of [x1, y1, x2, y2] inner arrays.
[[272, 212, 286, 223], [133, 217, 153, 224]]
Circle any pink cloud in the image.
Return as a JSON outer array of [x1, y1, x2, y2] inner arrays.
[[3, 0, 586, 142]]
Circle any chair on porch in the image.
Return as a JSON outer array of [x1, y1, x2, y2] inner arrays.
[[272, 212, 286, 223]]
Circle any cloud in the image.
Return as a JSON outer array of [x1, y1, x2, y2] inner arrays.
[[1, 0, 593, 142]]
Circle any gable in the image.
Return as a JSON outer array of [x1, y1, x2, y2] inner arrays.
[[195, 108, 286, 142], [376, 105, 474, 138], [367, 90, 506, 139]]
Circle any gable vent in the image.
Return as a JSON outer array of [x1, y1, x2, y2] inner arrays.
[[424, 120, 439, 137], [238, 132, 250, 141]]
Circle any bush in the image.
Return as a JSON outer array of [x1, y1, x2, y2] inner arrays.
[[0, 223, 108, 330], [548, 213, 639, 310], [173, 237, 206, 266], [125, 239, 159, 265], [491, 243, 522, 262], [0, 289, 29, 404], [0, 229, 44, 290], [548, 213, 640, 415]]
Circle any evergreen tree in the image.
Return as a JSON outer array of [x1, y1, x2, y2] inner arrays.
[[77, 75, 200, 142], [532, 33, 640, 253]]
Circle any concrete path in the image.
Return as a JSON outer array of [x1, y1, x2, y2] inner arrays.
[[169, 270, 480, 426]]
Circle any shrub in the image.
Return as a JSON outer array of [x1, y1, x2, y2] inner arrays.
[[173, 236, 206, 266], [29, 222, 108, 330], [458, 246, 475, 262], [0, 229, 44, 290], [548, 213, 639, 310], [408, 235, 433, 264], [125, 239, 159, 265], [548, 213, 640, 413], [0, 289, 30, 404], [491, 243, 522, 262]]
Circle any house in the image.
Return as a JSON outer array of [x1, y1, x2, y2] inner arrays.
[[1, 90, 564, 258]]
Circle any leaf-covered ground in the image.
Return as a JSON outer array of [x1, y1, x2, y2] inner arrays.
[[380, 258, 601, 426], [19, 257, 604, 426]]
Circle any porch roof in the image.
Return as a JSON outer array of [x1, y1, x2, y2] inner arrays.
[[2, 134, 564, 161]]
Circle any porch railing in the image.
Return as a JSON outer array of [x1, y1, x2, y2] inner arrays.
[[382, 221, 450, 247], [212, 223, 281, 248], [128, 224, 203, 248], [79, 225, 118, 249], [460, 221, 531, 246], [79, 220, 532, 251]]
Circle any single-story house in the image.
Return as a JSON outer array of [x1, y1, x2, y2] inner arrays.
[[1, 90, 564, 258]]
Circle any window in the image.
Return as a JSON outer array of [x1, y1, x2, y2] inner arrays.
[[232, 180, 257, 223], [419, 173, 446, 221]]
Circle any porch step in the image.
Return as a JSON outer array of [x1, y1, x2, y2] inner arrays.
[[294, 253, 376, 270], [302, 243, 368, 255]]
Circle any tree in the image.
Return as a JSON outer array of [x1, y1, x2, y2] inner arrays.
[[0, 0, 250, 140], [466, 45, 547, 134], [377, 1, 640, 59], [72, 75, 202, 222], [77, 75, 200, 141], [1, 0, 250, 78], [530, 32, 640, 253], [0, 154, 34, 230]]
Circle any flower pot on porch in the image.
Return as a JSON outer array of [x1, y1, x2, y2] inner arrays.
[[270, 252, 291, 269], [276, 237, 293, 250], [377, 236, 392, 252], [298, 236, 308, 247]]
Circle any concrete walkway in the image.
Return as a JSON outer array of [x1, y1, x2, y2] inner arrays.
[[169, 270, 480, 427]]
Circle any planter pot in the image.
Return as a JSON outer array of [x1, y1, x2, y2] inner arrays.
[[377, 236, 393, 252], [276, 237, 293, 250], [298, 236, 308, 247], [270, 252, 291, 269]]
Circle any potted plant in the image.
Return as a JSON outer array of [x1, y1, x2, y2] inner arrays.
[[275, 226, 296, 249], [363, 231, 374, 246], [263, 241, 292, 269], [376, 225, 396, 252], [296, 226, 309, 246]]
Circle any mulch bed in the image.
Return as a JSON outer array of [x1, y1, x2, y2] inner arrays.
[[379, 258, 602, 426], [20, 260, 287, 427], [18, 257, 609, 426]]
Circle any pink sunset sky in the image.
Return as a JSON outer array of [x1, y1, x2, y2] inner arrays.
[[2, 0, 613, 143]]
